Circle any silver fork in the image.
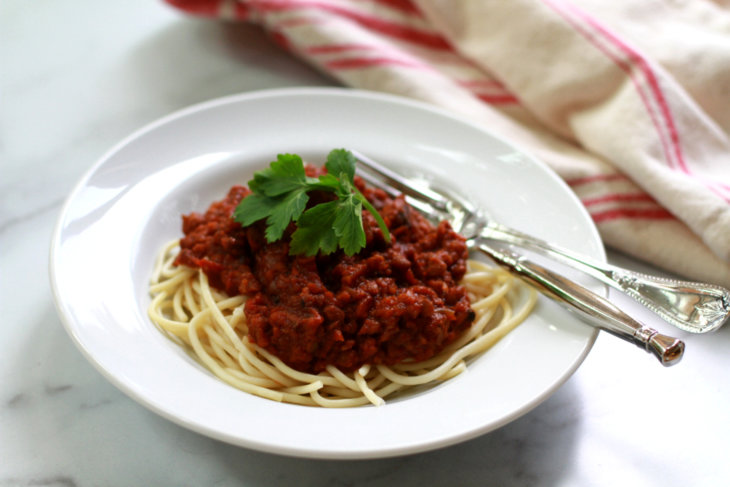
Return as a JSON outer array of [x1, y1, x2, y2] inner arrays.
[[353, 151, 730, 334], [352, 150, 724, 366]]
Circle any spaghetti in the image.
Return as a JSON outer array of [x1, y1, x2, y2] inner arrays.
[[148, 240, 537, 407]]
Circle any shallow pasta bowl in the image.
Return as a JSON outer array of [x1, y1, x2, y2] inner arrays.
[[49, 87, 601, 459]]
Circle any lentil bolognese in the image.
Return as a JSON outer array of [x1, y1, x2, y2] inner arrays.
[[148, 154, 536, 407]]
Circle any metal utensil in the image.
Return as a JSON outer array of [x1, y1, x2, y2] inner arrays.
[[353, 151, 691, 365], [353, 150, 730, 335]]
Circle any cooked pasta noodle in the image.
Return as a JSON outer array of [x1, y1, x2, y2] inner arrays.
[[148, 240, 537, 407]]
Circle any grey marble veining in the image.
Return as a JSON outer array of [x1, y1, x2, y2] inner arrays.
[[3, 1, 730, 486]]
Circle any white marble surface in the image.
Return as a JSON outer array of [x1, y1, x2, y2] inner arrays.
[[2, 1, 729, 485]]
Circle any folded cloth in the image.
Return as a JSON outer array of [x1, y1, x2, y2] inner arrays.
[[165, 0, 730, 287]]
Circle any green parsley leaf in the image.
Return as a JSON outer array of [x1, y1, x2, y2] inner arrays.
[[233, 193, 279, 226], [248, 153, 309, 197], [314, 172, 341, 190], [325, 149, 356, 183], [289, 200, 340, 256], [333, 193, 365, 256], [233, 149, 391, 256], [262, 189, 310, 241]]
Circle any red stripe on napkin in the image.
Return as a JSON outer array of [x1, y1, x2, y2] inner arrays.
[[165, 0, 222, 15], [253, 0, 452, 50], [475, 94, 520, 105], [305, 43, 377, 54], [324, 55, 427, 70], [363, 0, 423, 16], [590, 208, 674, 223], [582, 193, 656, 207]]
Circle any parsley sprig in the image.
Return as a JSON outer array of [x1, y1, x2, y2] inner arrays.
[[233, 149, 391, 256]]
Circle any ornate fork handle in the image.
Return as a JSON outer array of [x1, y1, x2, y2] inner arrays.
[[474, 241, 684, 366], [483, 222, 730, 333]]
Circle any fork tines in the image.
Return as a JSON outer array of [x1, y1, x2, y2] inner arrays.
[[352, 150, 451, 213]]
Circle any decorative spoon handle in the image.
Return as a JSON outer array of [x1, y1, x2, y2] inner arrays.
[[473, 241, 685, 366], [482, 223, 730, 333]]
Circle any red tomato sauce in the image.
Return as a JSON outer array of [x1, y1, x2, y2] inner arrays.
[[175, 168, 474, 373]]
